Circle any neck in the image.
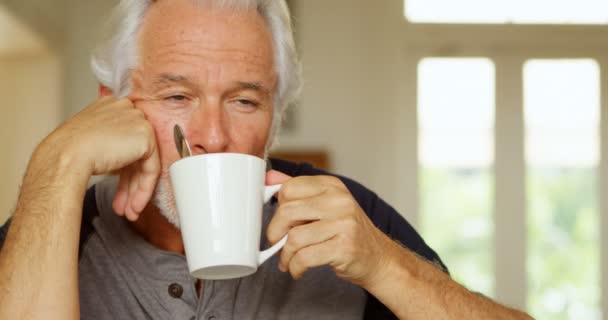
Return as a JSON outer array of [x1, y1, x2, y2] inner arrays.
[[129, 204, 185, 254]]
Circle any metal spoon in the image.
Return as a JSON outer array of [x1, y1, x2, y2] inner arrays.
[[173, 124, 192, 158]]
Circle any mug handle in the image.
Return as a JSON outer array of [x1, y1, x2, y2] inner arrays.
[[258, 184, 288, 265]]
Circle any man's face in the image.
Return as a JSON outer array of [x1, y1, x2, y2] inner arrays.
[[131, 0, 277, 227]]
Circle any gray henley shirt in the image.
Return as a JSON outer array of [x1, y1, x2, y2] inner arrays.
[[78, 177, 367, 319]]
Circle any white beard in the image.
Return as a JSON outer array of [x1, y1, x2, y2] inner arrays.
[[153, 172, 180, 229]]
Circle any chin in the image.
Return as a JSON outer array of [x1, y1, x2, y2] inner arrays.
[[153, 174, 181, 230]]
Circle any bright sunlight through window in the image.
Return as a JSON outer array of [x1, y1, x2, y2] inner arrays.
[[404, 0, 608, 24], [418, 58, 495, 297], [524, 59, 600, 320]]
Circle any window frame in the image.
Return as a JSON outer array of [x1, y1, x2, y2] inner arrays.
[[395, 18, 608, 316], [403, 0, 608, 25]]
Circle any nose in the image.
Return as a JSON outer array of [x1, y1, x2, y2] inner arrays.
[[186, 103, 229, 154]]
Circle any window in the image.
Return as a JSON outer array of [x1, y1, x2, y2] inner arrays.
[[398, 1, 608, 316], [524, 59, 601, 319], [418, 58, 495, 296], [404, 0, 608, 24]]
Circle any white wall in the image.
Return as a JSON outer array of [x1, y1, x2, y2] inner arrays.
[[0, 3, 63, 224], [0, 0, 67, 52], [278, 0, 415, 220], [0, 55, 62, 223], [0, 0, 118, 117], [62, 0, 116, 117], [0, 0, 113, 224]]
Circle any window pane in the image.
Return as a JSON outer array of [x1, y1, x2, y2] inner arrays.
[[524, 59, 601, 320], [418, 58, 495, 296], [405, 0, 608, 24], [418, 58, 495, 167]]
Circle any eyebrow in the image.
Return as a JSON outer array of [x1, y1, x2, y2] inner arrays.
[[235, 81, 271, 96], [151, 73, 271, 95], [152, 73, 192, 86]]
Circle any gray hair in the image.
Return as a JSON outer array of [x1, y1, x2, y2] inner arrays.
[[91, 0, 302, 150]]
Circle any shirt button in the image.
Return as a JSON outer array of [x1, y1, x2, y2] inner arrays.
[[168, 283, 183, 298]]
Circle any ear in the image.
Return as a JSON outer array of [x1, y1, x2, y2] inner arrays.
[[98, 84, 113, 98]]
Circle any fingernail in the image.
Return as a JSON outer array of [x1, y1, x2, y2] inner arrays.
[[129, 214, 139, 222], [278, 263, 285, 272], [126, 206, 138, 221], [130, 209, 140, 221]]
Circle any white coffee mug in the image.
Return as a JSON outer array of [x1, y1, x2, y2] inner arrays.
[[169, 153, 287, 280]]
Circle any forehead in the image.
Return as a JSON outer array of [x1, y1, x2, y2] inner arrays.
[[137, 0, 275, 78]]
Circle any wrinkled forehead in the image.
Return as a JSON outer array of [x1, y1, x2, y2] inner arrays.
[[136, 0, 275, 72]]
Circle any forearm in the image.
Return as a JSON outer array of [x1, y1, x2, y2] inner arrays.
[[365, 239, 533, 320], [0, 146, 89, 319]]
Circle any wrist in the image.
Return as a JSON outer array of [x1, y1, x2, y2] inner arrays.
[[363, 237, 413, 293], [26, 138, 92, 189], [361, 237, 426, 319]]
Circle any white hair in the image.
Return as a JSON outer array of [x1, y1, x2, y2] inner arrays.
[[91, 0, 302, 150]]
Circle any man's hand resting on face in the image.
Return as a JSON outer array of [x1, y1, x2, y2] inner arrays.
[[0, 96, 160, 320], [40, 96, 161, 219]]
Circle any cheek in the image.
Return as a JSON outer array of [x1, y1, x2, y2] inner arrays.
[[230, 112, 272, 156], [156, 128, 178, 167], [139, 108, 180, 169]]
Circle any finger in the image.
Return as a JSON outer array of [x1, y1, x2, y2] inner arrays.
[[124, 165, 141, 221], [277, 175, 345, 203], [124, 115, 156, 219], [97, 95, 116, 105], [288, 237, 339, 280], [266, 198, 319, 244], [267, 218, 310, 246], [104, 97, 133, 111], [279, 219, 339, 272], [112, 168, 131, 216], [128, 94, 158, 105], [265, 170, 292, 185], [115, 97, 136, 108], [267, 192, 351, 243], [130, 142, 161, 214]]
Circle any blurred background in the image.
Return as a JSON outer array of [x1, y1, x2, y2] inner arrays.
[[1, 0, 607, 318]]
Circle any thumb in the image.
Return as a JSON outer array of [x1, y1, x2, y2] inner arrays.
[[266, 169, 292, 185]]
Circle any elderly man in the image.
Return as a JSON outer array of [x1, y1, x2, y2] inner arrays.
[[0, 0, 532, 319]]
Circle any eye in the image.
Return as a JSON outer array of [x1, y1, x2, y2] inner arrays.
[[232, 99, 261, 113], [161, 94, 193, 109], [237, 99, 259, 106], [159, 93, 193, 110], [166, 95, 188, 102]]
